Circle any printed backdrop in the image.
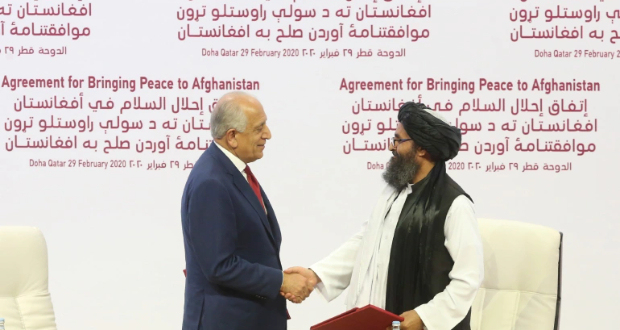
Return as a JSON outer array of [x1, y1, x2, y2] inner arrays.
[[1, 0, 618, 329]]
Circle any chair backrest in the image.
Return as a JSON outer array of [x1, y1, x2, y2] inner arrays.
[[0, 226, 57, 330], [471, 218, 562, 330]]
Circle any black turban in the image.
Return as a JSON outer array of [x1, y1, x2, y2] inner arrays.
[[397, 102, 462, 161]]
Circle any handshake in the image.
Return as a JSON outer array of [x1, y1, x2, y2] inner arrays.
[[279, 266, 321, 303]]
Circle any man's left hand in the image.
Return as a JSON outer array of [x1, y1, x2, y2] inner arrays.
[[386, 310, 424, 330]]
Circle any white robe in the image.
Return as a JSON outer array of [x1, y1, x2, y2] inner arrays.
[[311, 184, 484, 330]]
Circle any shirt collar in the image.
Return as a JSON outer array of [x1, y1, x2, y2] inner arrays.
[[404, 183, 414, 194], [215, 141, 246, 173]]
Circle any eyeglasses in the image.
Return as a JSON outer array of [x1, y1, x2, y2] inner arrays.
[[390, 137, 413, 146]]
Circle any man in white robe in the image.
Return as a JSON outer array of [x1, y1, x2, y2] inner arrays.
[[284, 103, 484, 330]]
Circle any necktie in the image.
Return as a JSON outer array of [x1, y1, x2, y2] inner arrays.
[[244, 166, 265, 209]]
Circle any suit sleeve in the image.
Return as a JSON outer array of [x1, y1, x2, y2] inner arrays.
[[187, 179, 283, 299]]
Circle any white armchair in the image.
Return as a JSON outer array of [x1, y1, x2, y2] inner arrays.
[[471, 218, 562, 330], [0, 226, 57, 330]]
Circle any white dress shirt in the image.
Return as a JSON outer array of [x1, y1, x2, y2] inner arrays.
[[215, 142, 247, 181], [311, 184, 484, 330]]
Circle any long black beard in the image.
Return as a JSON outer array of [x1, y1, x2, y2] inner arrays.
[[382, 150, 419, 191]]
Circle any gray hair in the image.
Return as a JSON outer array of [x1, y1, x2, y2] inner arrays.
[[210, 93, 249, 139]]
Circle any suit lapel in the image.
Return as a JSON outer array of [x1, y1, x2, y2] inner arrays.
[[261, 189, 281, 251], [209, 144, 278, 249], [232, 175, 277, 247], [261, 191, 282, 268]]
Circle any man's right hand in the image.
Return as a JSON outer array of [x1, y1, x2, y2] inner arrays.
[[280, 267, 321, 303], [280, 272, 313, 303]]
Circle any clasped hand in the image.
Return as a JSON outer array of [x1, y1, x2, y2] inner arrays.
[[279, 267, 319, 303]]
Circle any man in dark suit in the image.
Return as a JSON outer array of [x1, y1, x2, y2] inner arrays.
[[181, 92, 313, 330]]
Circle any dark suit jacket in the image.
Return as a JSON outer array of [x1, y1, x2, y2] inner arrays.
[[181, 143, 286, 330]]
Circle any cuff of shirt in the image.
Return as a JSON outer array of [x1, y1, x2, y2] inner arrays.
[[314, 281, 328, 298], [414, 306, 430, 330], [308, 267, 330, 301]]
